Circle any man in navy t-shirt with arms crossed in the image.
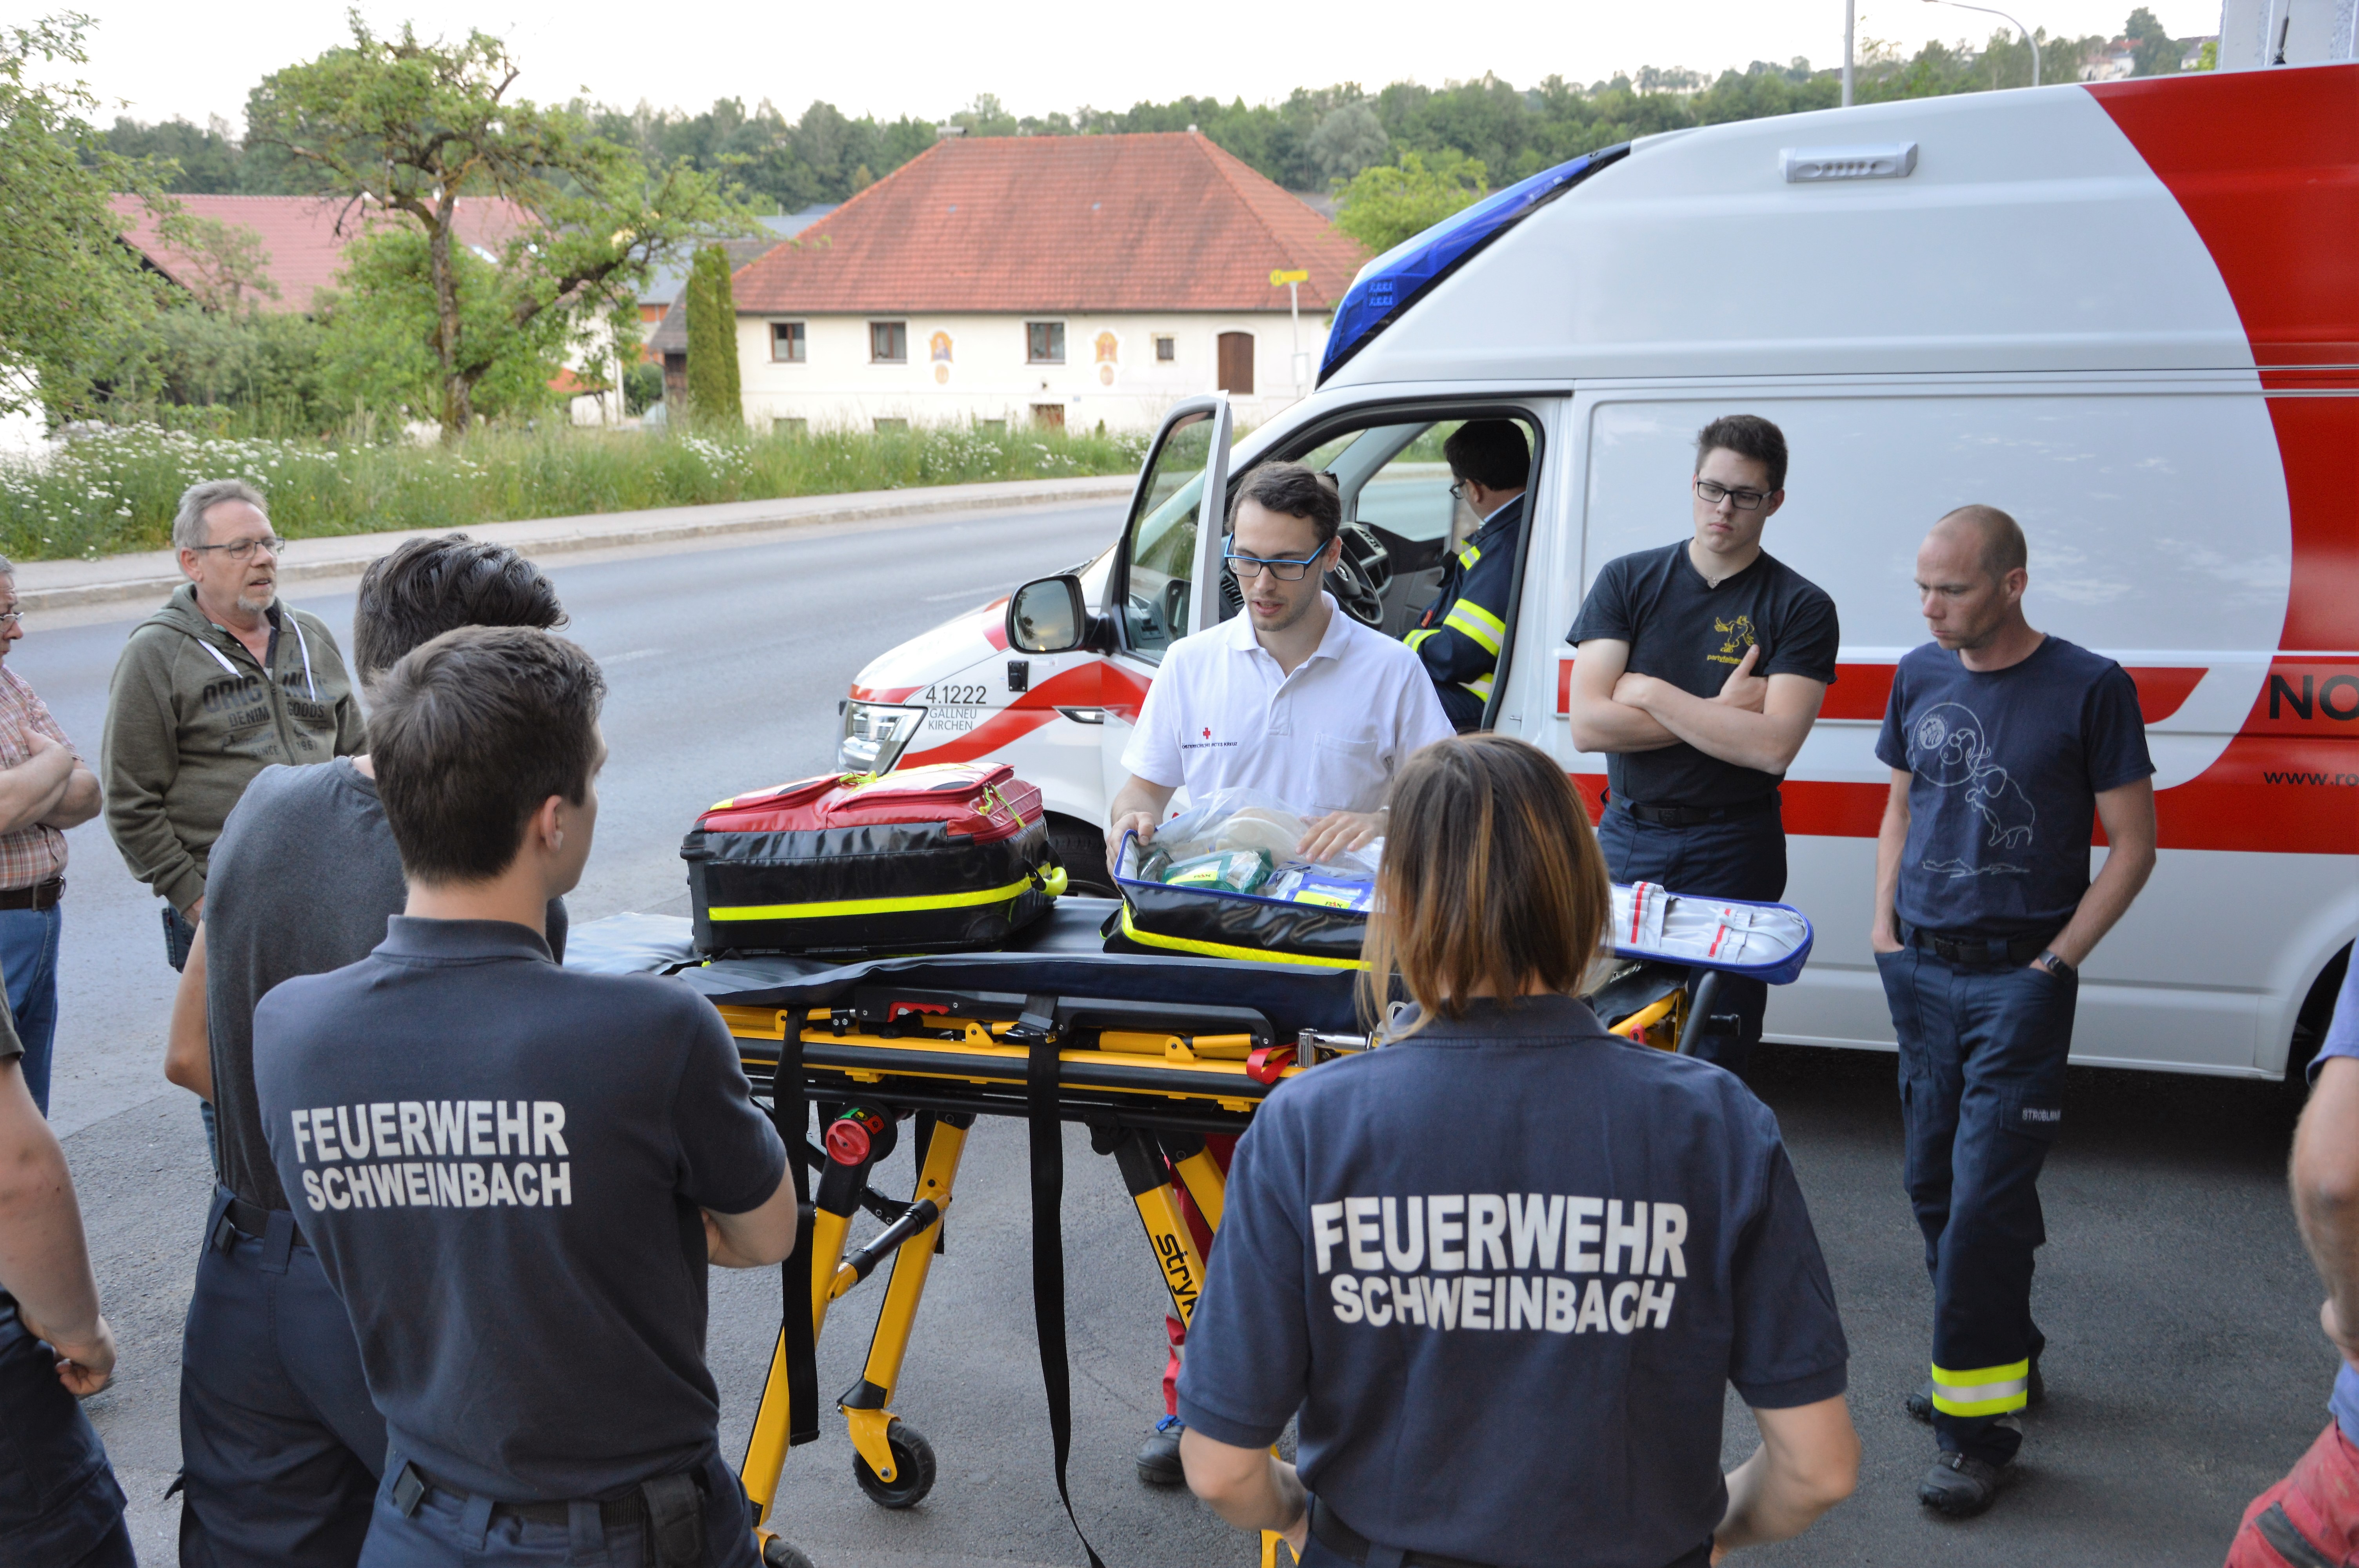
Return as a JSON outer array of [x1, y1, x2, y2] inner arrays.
[[1870, 504, 2156, 1517]]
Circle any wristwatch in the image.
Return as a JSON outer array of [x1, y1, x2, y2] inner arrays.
[[2035, 950, 2075, 978]]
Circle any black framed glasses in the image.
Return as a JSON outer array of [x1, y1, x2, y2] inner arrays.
[[1694, 479, 1774, 511], [1448, 480, 1468, 501], [1223, 545, 1326, 582], [190, 535, 287, 561], [0, 612, 20, 629]]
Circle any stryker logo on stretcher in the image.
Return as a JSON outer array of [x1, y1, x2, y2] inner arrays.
[[1312, 1194, 1688, 1334], [287, 1100, 572, 1214]]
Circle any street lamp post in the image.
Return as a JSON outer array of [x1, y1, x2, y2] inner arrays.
[[1844, 0, 1856, 106], [1924, 0, 2043, 87]]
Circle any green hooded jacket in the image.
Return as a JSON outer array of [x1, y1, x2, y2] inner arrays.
[[101, 584, 364, 912]]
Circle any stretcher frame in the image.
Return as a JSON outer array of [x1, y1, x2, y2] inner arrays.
[[722, 990, 1315, 1568]]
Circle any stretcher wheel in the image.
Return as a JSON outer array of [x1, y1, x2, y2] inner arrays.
[[761, 1537, 816, 1568], [852, 1417, 937, 1509]]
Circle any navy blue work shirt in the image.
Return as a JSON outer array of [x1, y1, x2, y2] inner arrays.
[[1175, 994, 1848, 1568], [1875, 636, 2153, 940], [254, 916, 787, 1502], [2308, 960, 2359, 1442]]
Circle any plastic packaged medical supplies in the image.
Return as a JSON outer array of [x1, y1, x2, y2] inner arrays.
[[682, 762, 1063, 957], [1265, 868, 1377, 912], [1160, 849, 1273, 895], [1609, 881, 1816, 985]]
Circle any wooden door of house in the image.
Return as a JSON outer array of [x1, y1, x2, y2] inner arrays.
[[1216, 332, 1255, 396]]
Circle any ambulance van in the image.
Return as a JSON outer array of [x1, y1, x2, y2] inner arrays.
[[837, 64, 2359, 1082]]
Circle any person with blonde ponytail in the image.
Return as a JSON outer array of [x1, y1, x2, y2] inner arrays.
[[1174, 733, 1859, 1568]]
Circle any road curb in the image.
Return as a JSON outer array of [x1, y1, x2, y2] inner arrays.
[[11, 475, 1136, 614]]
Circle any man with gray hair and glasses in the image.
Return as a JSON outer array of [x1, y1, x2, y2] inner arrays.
[[101, 479, 361, 979], [0, 558, 100, 1116]]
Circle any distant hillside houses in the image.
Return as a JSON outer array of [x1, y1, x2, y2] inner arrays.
[[672, 131, 1370, 434]]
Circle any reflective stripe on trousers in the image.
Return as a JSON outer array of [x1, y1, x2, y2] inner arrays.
[[1928, 1358, 2030, 1418]]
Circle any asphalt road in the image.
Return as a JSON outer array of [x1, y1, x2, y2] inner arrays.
[[27, 498, 2335, 1567]]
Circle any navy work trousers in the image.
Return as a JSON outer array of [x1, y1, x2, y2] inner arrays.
[[1877, 944, 2075, 1466], [1594, 800, 1787, 1074], [360, 1450, 756, 1568], [0, 1295, 133, 1568], [179, 1187, 385, 1568]]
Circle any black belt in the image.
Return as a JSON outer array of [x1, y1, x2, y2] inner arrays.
[[0, 877, 64, 911], [391, 1458, 709, 1563], [1909, 926, 2056, 968], [393, 1460, 652, 1529], [1609, 791, 1779, 829], [1310, 1497, 1496, 1568], [217, 1194, 304, 1251]]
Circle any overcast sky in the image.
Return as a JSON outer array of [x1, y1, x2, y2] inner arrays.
[[64, 0, 2226, 129]]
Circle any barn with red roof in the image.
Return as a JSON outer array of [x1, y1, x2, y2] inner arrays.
[[726, 131, 1369, 433]]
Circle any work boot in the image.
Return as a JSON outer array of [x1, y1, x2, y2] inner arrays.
[[1919, 1450, 2012, 1517], [1137, 1414, 1185, 1486], [1906, 1361, 2044, 1423]]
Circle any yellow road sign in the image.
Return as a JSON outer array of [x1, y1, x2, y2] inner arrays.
[[1269, 268, 1309, 286]]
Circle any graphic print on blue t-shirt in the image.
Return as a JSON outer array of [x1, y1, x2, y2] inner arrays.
[[283, 1096, 574, 1215], [1876, 637, 2154, 939], [1905, 702, 2039, 877]]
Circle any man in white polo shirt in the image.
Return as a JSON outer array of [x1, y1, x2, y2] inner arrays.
[[1103, 459, 1453, 1486], [1106, 461, 1454, 867]]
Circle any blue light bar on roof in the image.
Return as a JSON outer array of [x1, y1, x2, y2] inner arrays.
[[1318, 143, 1632, 385]]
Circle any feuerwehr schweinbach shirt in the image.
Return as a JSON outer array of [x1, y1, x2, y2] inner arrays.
[[255, 916, 787, 1502], [1875, 636, 2153, 940], [1568, 543, 1840, 809], [1175, 994, 1848, 1568]]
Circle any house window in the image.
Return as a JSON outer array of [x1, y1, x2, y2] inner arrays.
[[1026, 322, 1067, 364], [1154, 335, 1176, 362], [771, 322, 806, 362], [870, 321, 908, 363], [874, 417, 909, 433], [1031, 404, 1066, 430]]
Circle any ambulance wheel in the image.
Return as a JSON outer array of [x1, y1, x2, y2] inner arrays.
[[1049, 823, 1119, 898], [761, 1538, 816, 1568], [853, 1419, 936, 1509]]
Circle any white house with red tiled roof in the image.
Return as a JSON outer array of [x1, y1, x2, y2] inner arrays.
[[726, 132, 1370, 433]]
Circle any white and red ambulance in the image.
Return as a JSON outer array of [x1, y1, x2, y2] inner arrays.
[[837, 62, 2359, 1082]]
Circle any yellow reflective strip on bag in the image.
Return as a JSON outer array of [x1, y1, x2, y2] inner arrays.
[[1442, 601, 1505, 657], [1928, 1359, 2029, 1417], [709, 874, 1041, 922], [1117, 905, 1366, 970]]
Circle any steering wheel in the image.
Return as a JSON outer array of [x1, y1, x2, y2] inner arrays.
[[1325, 523, 1392, 628]]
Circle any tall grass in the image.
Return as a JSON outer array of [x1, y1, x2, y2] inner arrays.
[[0, 422, 1150, 562]]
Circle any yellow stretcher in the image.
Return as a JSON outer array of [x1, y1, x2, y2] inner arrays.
[[643, 900, 1720, 1568]]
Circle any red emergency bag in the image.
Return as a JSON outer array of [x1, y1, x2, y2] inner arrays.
[[680, 763, 1063, 956]]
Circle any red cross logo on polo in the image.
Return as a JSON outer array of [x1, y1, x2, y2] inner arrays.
[[1202, 727, 1211, 739]]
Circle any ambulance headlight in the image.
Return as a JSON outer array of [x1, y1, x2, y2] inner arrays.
[[838, 702, 925, 774]]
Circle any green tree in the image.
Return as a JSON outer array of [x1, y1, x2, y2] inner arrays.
[[0, 15, 176, 420], [2125, 7, 2185, 75], [1334, 149, 1488, 254], [249, 15, 748, 436], [683, 243, 742, 426]]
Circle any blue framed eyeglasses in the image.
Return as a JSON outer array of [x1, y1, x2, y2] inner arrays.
[[1222, 544, 1328, 583]]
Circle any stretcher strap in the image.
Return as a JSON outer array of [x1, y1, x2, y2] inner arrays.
[[1023, 995, 1105, 1568], [772, 1031, 820, 1448]]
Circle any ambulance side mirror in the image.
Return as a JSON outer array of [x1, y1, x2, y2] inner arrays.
[[1008, 575, 1090, 654]]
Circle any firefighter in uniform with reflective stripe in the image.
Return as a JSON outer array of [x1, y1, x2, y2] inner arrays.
[[1405, 421, 1528, 731], [1870, 505, 2156, 1519]]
